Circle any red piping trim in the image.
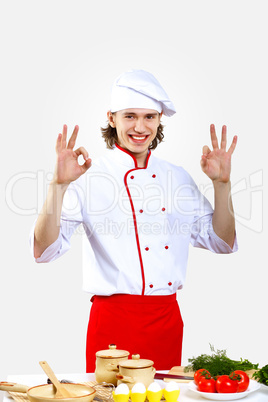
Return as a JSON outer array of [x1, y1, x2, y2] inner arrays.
[[115, 143, 138, 168], [124, 170, 146, 295], [116, 143, 151, 295], [115, 143, 151, 169]]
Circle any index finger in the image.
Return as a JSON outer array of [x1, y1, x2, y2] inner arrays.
[[67, 125, 79, 149]]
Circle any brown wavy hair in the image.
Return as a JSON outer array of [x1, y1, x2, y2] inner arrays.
[[101, 114, 164, 150]]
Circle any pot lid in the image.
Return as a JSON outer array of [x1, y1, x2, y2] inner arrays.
[[96, 344, 130, 358], [119, 354, 154, 368]]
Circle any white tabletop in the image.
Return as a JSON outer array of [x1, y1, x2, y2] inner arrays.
[[3, 373, 268, 402]]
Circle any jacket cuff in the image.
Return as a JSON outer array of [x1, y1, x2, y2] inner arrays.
[[208, 226, 238, 254]]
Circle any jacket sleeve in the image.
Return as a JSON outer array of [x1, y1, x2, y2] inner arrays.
[[187, 174, 238, 254], [190, 212, 238, 253], [29, 180, 85, 263], [29, 218, 81, 263]]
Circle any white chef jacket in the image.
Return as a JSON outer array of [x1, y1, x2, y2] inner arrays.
[[30, 144, 237, 296]]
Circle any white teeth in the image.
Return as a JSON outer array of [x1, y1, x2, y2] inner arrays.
[[132, 136, 146, 140]]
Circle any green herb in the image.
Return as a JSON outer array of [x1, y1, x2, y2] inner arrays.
[[252, 364, 268, 386], [184, 345, 258, 377]]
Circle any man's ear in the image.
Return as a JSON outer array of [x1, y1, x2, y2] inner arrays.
[[107, 110, 116, 128], [158, 111, 163, 126]]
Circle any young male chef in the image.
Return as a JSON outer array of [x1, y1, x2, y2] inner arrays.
[[31, 69, 238, 371]]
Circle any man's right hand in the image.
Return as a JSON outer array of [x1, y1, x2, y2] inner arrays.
[[53, 124, 92, 185]]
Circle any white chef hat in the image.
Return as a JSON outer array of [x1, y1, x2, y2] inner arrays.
[[110, 69, 176, 117]]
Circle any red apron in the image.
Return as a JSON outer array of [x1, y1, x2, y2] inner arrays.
[[86, 293, 183, 371]]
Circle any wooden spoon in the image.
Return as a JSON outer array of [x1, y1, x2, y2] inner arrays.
[[39, 361, 73, 398]]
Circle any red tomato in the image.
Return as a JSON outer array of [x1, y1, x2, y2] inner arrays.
[[231, 370, 250, 392], [198, 376, 216, 393], [194, 369, 211, 384], [216, 375, 239, 393]]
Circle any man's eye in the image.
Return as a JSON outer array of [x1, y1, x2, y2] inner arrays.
[[125, 115, 134, 119]]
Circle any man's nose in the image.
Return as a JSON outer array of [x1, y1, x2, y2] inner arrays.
[[134, 118, 146, 133]]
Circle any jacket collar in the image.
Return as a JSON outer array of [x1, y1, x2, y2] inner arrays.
[[109, 143, 152, 169]]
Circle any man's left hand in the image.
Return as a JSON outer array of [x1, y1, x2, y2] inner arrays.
[[200, 124, 237, 183]]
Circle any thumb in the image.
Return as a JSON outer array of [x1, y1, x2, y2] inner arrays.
[[80, 158, 92, 174], [202, 145, 210, 156], [200, 155, 207, 170]]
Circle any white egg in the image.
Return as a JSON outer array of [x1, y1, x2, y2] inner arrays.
[[131, 382, 147, 394], [114, 383, 130, 395], [147, 382, 162, 392], [165, 381, 180, 392]]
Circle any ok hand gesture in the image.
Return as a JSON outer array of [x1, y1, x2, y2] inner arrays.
[[54, 125, 92, 185], [200, 124, 237, 183]]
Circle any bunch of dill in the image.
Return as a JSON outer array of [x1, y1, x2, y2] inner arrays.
[[184, 345, 258, 377]]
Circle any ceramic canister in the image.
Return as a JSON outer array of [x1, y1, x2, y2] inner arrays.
[[117, 354, 156, 389], [95, 344, 130, 385]]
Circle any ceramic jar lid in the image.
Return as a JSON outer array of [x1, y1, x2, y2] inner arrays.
[[96, 344, 130, 359], [119, 354, 154, 368]]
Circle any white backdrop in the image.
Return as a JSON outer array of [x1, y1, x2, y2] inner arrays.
[[1, 0, 267, 394]]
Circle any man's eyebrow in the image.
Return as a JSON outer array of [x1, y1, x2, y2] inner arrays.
[[122, 112, 158, 116]]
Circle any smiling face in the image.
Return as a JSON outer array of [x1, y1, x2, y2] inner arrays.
[[107, 108, 162, 166]]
